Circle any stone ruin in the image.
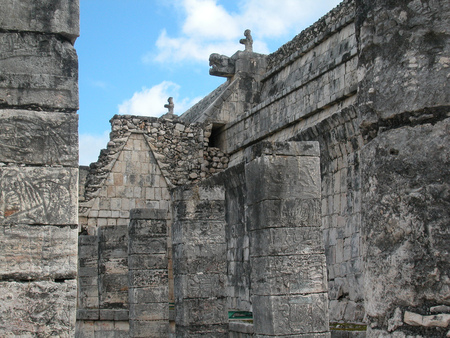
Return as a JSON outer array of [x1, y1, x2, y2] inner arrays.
[[0, 0, 449, 337]]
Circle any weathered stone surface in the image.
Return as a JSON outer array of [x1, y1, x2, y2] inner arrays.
[[246, 155, 321, 204], [0, 224, 77, 280], [357, 0, 450, 131], [252, 293, 329, 335], [250, 227, 324, 256], [175, 273, 226, 299], [251, 254, 328, 296], [404, 311, 450, 328], [173, 242, 227, 275], [176, 297, 227, 326], [130, 320, 169, 338], [0, 280, 77, 336], [129, 286, 168, 304], [247, 199, 321, 230], [0, 33, 78, 109], [172, 219, 226, 245], [0, 0, 80, 43], [0, 167, 78, 225], [0, 110, 78, 166], [361, 119, 450, 331]]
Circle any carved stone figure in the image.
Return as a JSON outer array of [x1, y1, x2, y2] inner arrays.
[[209, 53, 236, 78], [164, 97, 174, 115], [240, 29, 253, 52]]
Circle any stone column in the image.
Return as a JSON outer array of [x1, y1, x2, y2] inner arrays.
[[172, 185, 228, 337], [0, 0, 79, 336], [245, 141, 330, 337], [128, 208, 169, 337]]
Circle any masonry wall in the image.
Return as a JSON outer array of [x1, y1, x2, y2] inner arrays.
[[0, 0, 80, 336]]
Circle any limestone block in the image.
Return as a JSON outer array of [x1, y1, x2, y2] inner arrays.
[[172, 219, 226, 245], [130, 320, 169, 338], [0, 0, 79, 42], [130, 303, 168, 321], [128, 254, 167, 270], [0, 167, 78, 225], [173, 243, 227, 275], [0, 110, 78, 166], [129, 237, 166, 255], [404, 311, 450, 328], [176, 325, 228, 338], [129, 219, 167, 238], [0, 280, 76, 336], [175, 273, 226, 299], [251, 254, 327, 296], [252, 293, 329, 335], [0, 33, 78, 109], [0, 224, 77, 280], [172, 199, 226, 221], [129, 286, 169, 304], [361, 120, 450, 327], [129, 269, 168, 288], [250, 227, 324, 257], [247, 199, 321, 230], [176, 297, 227, 326], [246, 155, 321, 204]]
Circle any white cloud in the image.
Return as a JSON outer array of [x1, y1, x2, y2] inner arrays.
[[118, 81, 201, 117], [79, 131, 110, 166], [150, 0, 342, 63]]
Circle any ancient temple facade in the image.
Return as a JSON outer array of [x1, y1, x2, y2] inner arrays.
[[0, 0, 449, 337]]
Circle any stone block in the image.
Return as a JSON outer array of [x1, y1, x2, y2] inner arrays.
[[76, 309, 99, 320], [247, 199, 321, 230], [0, 280, 76, 336], [0, 167, 78, 225], [246, 155, 321, 204], [250, 227, 324, 257], [129, 269, 168, 288], [0, 33, 78, 109], [129, 237, 166, 255], [129, 320, 169, 338], [99, 274, 128, 294], [128, 254, 167, 270], [130, 303, 168, 321], [173, 243, 227, 275], [251, 254, 327, 296], [0, 0, 79, 42], [175, 325, 228, 337], [173, 199, 226, 221], [252, 293, 329, 335], [0, 224, 77, 280], [175, 273, 226, 299], [0, 110, 78, 166], [129, 286, 169, 304], [130, 208, 167, 220], [129, 219, 167, 238], [172, 219, 226, 245], [245, 141, 320, 161], [176, 297, 227, 326]]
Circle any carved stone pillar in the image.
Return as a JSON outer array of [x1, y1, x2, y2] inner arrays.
[[245, 141, 330, 337], [172, 185, 228, 337], [128, 208, 169, 337]]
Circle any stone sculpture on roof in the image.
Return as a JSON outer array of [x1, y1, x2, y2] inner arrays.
[[240, 29, 253, 52]]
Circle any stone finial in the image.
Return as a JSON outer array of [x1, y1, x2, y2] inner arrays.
[[164, 97, 174, 115], [161, 97, 177, 119], [240, 29, 253, 52]]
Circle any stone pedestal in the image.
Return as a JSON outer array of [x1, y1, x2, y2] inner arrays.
[[245, 141, 330, 337], [128, 208, 169, 337], [172, 186, 228, 337]]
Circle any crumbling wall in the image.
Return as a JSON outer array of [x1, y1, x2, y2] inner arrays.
[[0, 0, 80, 336], [356, 0, 450, 336]]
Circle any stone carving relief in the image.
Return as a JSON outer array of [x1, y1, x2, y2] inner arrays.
[[209, 53, 236, 78]]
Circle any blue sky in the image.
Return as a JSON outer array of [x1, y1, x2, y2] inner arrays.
[[77, 0, 342, 165]]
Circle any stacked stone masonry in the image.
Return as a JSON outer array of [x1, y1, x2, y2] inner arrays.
[[75, 0, 449, 336], [1, 0, 447, 337], [0, 0, 80, 336]]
